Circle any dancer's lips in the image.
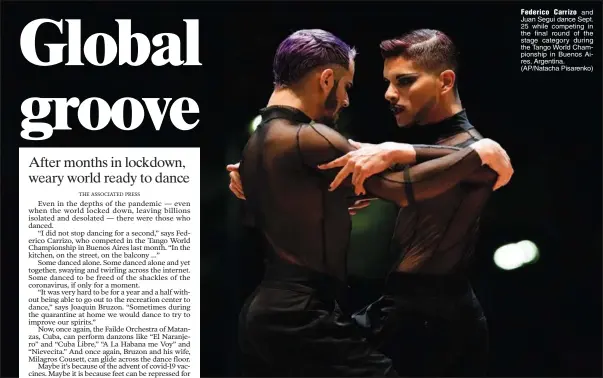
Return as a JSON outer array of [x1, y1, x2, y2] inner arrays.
[[390, 104, 405, 114]]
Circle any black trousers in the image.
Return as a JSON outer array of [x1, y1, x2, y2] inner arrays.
[[353, 272, 489, 377], [238, 260, 397, 377]]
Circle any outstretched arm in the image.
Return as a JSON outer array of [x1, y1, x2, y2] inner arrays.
[[225, 133, 508, 204], [299, 123, 512, 207], [383, 143, 501, 187], [318, 138, 511, 196]]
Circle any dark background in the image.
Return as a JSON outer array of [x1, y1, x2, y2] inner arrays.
[[1, 1, 601, 377]]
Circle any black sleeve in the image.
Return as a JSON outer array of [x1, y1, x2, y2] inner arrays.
[[297, 123, 489, 207], [406, 144, 499, 186]]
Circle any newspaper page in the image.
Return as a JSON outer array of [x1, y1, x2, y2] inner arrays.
[[2, 3, 206, 378], [1, 1, 601, 377]]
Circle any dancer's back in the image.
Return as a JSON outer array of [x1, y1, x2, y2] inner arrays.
[[240, 106, 356, 281], [238, 105, 398, 376]]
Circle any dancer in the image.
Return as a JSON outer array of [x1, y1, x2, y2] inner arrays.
[[233, 28, 512, 376], [323, 29, 507, 377]]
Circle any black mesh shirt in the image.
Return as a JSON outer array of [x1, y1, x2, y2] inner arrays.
[[239, 106, 494, 283], [389, 109, 497, 276]]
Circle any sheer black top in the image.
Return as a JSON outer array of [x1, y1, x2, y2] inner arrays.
[[390, 109, 497, 275], [240, 106, 494, 282]]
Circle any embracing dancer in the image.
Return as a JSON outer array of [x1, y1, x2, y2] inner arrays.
[[322, 29, 510, 377], [233, 28, 513, 376]]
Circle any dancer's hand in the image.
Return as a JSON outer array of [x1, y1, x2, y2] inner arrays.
[[226, 162, 245, 200], [318, 139, 415, 195], [470, 139, 514, 190]]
